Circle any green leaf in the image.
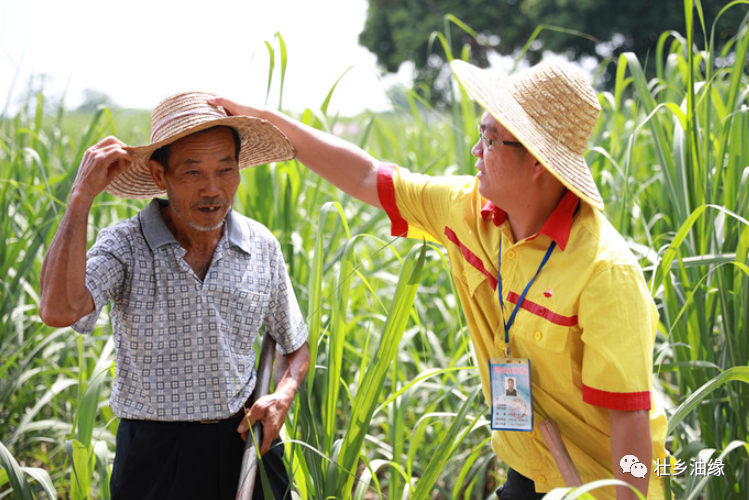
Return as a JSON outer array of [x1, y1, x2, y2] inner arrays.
[[275, 32, 288, 110], [668, 366, 749, 434], [321, 67, 352, 116], [67, 439, 92, 500], [410, 387, 481, 500], [336, 242, 427, 496], [22, 466, 58, 500], [77, 338, 114, 449], [0, 440, 35, 499], [264, 40, 275, 106]]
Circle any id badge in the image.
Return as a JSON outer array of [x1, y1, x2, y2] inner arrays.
[[489, 358, 533, 432]]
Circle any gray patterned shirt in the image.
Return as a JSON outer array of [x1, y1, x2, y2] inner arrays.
[[74, 199, 307, 421]]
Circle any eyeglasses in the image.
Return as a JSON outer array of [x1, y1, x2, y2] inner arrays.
[[477, 126, 524, 149]]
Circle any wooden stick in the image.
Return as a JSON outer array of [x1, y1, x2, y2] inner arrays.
[[236, 334, 277, 500], [539, 419, 583, 487]]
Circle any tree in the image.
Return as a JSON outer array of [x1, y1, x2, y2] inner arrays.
[[76, 88, 118, 113], [359, 0, 739, 103]]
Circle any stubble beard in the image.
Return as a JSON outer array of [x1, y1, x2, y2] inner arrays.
[[167, 186, 230, 232]]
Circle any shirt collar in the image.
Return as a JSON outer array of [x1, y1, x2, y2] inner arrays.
[[140, 199, 178, 250], [140, 199, 252, 254], [480, 200, 507, 226], [480, 190, 579, 251], [224, 208, 253, 254]]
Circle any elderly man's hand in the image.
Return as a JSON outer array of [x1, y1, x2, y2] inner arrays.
[[72, 136, 131, 203], [237, 393, 292, 456], [238, 343, 309, 455]]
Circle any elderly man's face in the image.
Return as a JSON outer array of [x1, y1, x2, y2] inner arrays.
[[150, 127, 240, 232]]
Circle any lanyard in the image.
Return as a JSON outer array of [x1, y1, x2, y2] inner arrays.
[[498, 239, 556, 358]]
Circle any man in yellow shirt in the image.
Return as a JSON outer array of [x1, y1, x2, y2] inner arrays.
[[210, 60, 668, 500]]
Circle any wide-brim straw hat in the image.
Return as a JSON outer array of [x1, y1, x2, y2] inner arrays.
[[108, 91, 295, 199], [451, 60, 604, 210]]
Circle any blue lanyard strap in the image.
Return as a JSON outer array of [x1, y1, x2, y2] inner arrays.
[[498, 239, 557, 358]]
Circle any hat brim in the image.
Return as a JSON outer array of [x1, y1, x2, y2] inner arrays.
[[451, 60, 604, 210], [106, 116, 295, 199]]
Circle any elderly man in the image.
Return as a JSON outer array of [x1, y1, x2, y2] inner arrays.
[[211, 60, 669, 500], [39, 92, 309, 500]]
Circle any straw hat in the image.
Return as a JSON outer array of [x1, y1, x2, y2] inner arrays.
[[450, 60, 604, 210], [108, 91, 296, 199]]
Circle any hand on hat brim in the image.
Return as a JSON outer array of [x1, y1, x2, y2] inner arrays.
[[72, 136, 132, 203]]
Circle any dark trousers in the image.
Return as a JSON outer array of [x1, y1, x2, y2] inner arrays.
[[496, 469, 546, 500], [111, 416, 289, 500]]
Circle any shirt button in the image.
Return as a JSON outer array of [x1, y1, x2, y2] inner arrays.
[[535, 331, 543, 341], [537, 475, 546, 483], [506, 250, 516, 259]]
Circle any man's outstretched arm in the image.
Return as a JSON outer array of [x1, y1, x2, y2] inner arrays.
[[209, 98, 383, 210], [39, 137, 131, 327]]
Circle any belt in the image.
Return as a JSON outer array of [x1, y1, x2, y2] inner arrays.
[[199, 405, 248, 424]]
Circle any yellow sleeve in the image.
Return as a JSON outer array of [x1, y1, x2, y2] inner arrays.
[[377, 164, 474, 245], [579, 264, 657, 410]]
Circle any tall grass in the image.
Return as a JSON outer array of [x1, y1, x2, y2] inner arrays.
[[587, 2, 749, 498], [2, 2, 749, 498]]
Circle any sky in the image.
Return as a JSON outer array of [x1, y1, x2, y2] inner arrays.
[[0, 0, 405, 117]]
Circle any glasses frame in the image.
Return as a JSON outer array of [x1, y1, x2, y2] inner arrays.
[[477, 126, 524, 149]]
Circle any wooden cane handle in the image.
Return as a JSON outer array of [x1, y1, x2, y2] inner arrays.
[[539, 419, 583, 487]]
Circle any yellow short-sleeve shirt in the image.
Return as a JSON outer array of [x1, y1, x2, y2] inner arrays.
[[377, 164, 668, 499]]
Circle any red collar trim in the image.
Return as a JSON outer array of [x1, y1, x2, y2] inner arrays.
[[480, 190, 579, 250], [480, 202, 507, 226]]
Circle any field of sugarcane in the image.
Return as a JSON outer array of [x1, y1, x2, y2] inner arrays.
[[2, 3, 749, 499]]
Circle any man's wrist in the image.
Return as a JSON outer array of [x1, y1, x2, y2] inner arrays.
[[278, 383, 298, 405], [68, 187, 97, 213]]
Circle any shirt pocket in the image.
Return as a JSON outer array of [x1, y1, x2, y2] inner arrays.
[[458, 262, 494, 297], [225, 289, 272, 352], [516, 321, 574, 395]]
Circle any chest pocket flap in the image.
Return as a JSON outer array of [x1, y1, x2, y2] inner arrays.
[[459, 262, 496, 297], [515, 322, 573, 394]]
